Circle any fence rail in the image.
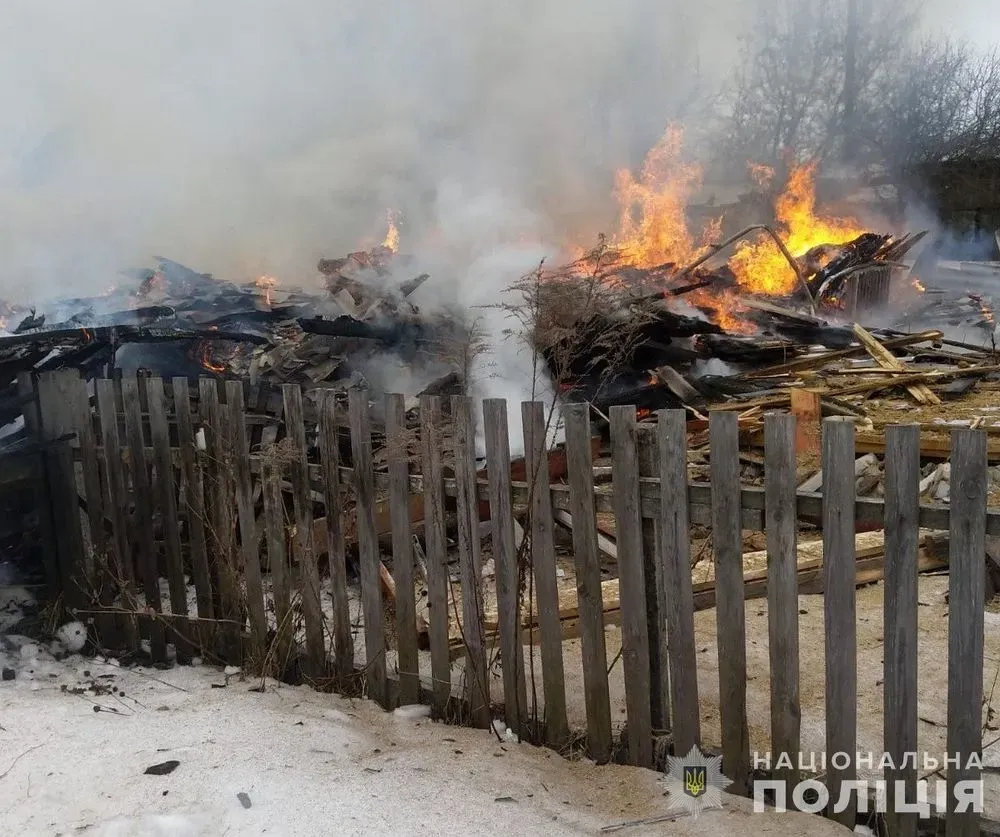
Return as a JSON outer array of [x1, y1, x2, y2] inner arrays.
[[22, 369, 992, 836]]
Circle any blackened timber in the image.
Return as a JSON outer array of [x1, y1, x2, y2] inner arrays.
[[296, 315, 431, 346], [0, 325, 271, 349]]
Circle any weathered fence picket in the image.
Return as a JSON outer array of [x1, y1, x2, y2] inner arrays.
[[198, 379, 232, 621], [95, 377, 137, 648], [610, 404, 653, 768], [420, 394, 452, 716], [122, 376, 167, 663], [484, 398, 528, 737], [348, 387, 388, 706], [452, 394, 489, 727], [148, 377, 193, 664], [947, 428, 987, 837], [284, 383, 327, 680], [522, 400, 568, 746], [227, 381, 267, 656], [386, 392, 420, 705], [709, 410, 750, 793], [883, 424, 920, 837], [657, 408, 700, 755], [20, 377, 999, 834], [319, 390, 353, 683], [564, 402, 613, 763], [764, 412, 800, 790], [823, 418, 858, 829], [172, 377, 213, 622], [637, 424, 669, 732]]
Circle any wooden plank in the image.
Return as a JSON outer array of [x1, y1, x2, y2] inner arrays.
[[276, 455, 1000, 535], [121, 376, 167, 663], [883, 424, 920, 837], [564, 402, 612, 763], [745, 330, 943, 378], [852, 323, 940, 405], [946, 428, 986, 837], [198, 379, 232, 621], [17, 373, 59, 598], [261, 457, 293, 673], [469, 538, 943, 656], [74, 378, 116, 647], [73, 379, 104, 582], [172, 379, 213, 621], [483, 398, 528, 735], [146, 378, 193, 664], [709, 410, 750, 794], [609, 404, 653, 768], [283, 384, 327, 680], [36, 371, 88, 612], [318, 390, 353, 683], [657, 409, 700, 754], [522, 400, 568, 746], [764, 412, 800, 790], [450, 395, 488, 726], [823, 418, 857, 828], [386, 393, 420, 705], [856, 430, 1000, 463], [348, 387, 388, 706], [227, 381, 268, 655], [637, 425, 668, 731], [789, 388, 820, 455], [553, 510, 618, 560], [95, 378, 138, 648]]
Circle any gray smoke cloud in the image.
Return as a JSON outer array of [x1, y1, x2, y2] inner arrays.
[[0, 0, 750, 304]]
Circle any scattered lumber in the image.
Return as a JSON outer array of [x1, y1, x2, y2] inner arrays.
[[851, 323, 940, 405], [457, 530, 947, 655]]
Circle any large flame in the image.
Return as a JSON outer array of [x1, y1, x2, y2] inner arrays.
[[728, 162, 867, 295], [575, 128, 868, 334], [610, 126, 704, 269]]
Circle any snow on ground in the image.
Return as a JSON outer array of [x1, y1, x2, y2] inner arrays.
[[0, 635, 854, 837]]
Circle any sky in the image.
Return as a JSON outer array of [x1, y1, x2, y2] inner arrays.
[[922, 1, 1000, 50]]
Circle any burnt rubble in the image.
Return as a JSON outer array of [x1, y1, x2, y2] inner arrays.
[[2, 224, 1000, 444]]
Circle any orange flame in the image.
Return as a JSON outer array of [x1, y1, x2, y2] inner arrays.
[[195, 339, 225, 373], [728, 162, 866, 296], [382, 210, 400, 253], [610, 126, 704, 269], [911, 276, 926, 293], [255, 275, 278, 307]]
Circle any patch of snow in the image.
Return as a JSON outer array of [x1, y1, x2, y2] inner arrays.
[[0, 652, 852, 837], [57, 620, 88, 652], [393, 704, 432, 721]]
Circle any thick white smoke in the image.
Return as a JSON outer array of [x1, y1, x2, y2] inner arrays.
[[0, 0, 750, 304]]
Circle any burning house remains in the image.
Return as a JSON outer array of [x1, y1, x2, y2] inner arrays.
[[1, 143, 993, 437], [5, 124, 1000, 832]]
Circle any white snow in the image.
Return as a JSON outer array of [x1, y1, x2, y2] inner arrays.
[[0, 646, 854, 837], [56, 620, 88, 653]]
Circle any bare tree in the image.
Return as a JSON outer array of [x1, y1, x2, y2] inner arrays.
[[715, 0, 922, 171], [863, 41, 1000, 165]]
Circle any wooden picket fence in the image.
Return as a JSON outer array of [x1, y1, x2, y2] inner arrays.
[[21, 369, 996, 836]]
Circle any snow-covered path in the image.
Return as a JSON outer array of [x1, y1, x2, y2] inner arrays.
[[0, 646, 851, 836]]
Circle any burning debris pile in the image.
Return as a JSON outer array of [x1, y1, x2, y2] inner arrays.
[[3, 129, 1000, 443]]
